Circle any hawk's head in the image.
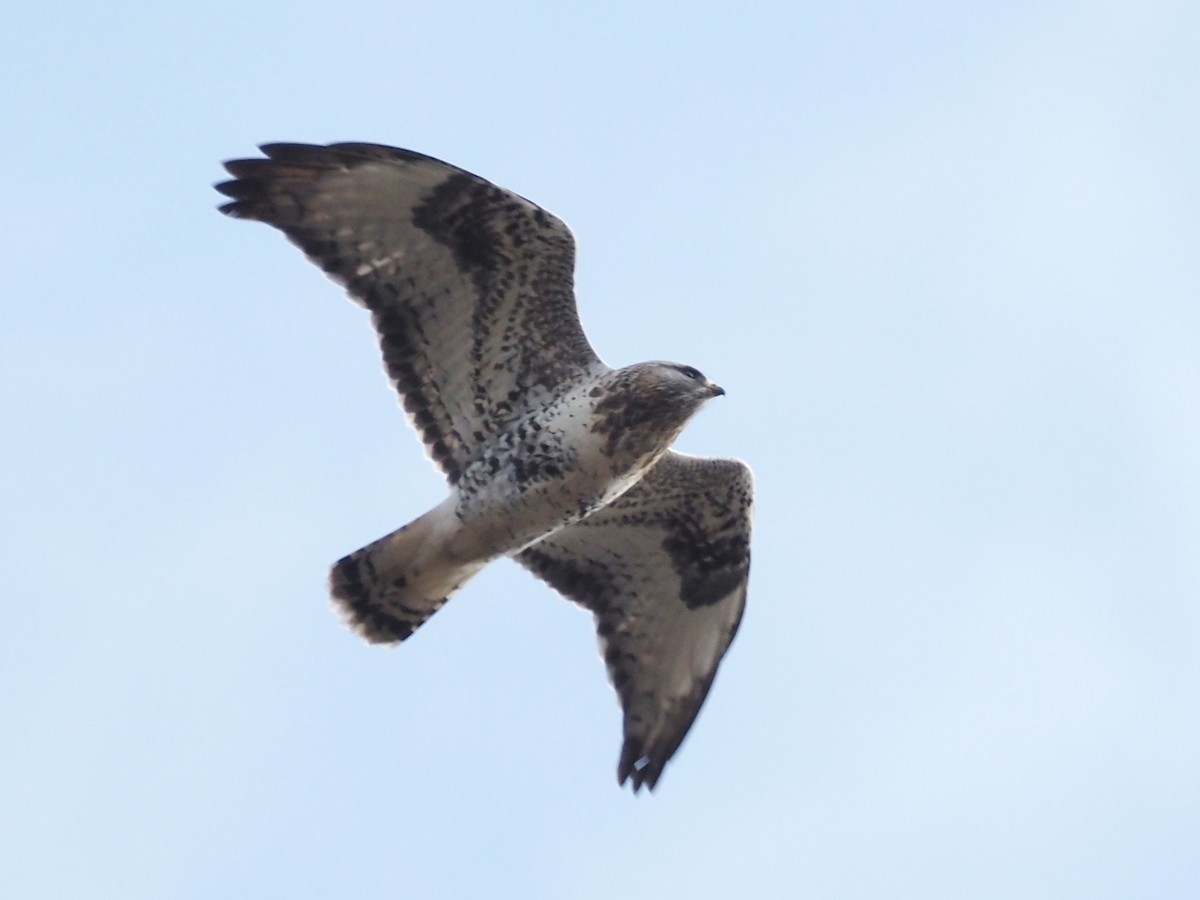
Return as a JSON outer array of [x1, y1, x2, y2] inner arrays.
[[589, 361, 725, 461], [662, 362, 724, 400], [636, 361, 725, 412]]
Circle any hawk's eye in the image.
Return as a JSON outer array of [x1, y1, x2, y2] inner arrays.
[[679, 366, 703, 381]]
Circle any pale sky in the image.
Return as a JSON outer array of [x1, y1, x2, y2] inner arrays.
[[3, 1, 1198, 897]]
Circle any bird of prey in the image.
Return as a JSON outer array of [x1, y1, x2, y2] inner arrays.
[[216, 143, 753, 791]]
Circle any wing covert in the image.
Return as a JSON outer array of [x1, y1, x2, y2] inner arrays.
[[217, 142, 606, 483], [517, 452, 753, 791]]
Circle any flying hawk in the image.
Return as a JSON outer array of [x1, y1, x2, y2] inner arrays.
[[216, 143, 753, 791]]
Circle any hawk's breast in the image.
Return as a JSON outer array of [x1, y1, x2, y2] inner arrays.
[[449, 380, 671, 559]]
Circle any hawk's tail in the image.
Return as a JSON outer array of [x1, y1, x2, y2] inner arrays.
[[330, 504, 485, 644]]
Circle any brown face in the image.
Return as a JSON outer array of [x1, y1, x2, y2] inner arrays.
[[588, 362, 722, 461], [649, 362, 725, 409]]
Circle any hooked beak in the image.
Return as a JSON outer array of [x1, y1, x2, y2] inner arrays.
[[708, 381, 725, 397]]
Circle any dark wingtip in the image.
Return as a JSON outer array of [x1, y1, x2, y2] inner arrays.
[[213, 163, 274, 218], [213, 178, 254, 218], [215, 144, 346, 219], [258, 141, 323, 158], [617, 739, 663, 793]]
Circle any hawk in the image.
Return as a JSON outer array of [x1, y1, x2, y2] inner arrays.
[[216, 143, 753, 791]]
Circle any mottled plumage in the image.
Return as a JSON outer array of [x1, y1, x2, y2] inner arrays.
[[216, 142, 753, 791]]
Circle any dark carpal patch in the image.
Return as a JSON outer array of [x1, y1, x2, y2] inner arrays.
[[411, 173, 587, 404], [661, 523, 750, 609], [656, 471, 752, 609], [412, 174, 504, 295]]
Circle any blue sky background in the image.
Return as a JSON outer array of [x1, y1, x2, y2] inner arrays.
[[3, 1, 1198, 897]]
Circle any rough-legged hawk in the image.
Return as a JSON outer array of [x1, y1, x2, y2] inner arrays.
[[217, 143, 753, 791]]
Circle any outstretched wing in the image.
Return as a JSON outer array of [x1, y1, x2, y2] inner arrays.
[[217, 142, 605, 484], [517, 452, 753, 792]]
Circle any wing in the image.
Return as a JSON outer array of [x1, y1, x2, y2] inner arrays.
[[217, 142, 606, 484], [517, 452, 753, 792]]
